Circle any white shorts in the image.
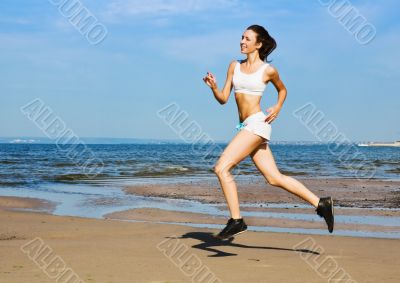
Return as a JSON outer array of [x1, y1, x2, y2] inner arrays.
[[235, 111, 272, 143]]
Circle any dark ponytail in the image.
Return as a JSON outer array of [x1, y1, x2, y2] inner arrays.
[[246, 25, 276, 62]]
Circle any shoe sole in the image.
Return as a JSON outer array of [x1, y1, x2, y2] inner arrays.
[[215, 228, 247, 240], [329, 197, 334, 233]]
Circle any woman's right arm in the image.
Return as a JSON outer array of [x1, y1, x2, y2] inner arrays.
[[203, 60, 236, 105]]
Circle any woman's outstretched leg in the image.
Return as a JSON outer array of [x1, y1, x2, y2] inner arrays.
[[250, 143, 334, 233], [214, 130, 265, 219], [250, 143, 320, 207]]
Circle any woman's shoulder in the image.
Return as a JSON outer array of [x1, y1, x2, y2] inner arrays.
[[264, 63, 278, 75], [228, 59, 240, 72], [229, 59, 242, 65], [262, 63, 280, 81]]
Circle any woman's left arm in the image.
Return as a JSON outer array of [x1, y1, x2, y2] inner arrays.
[[264, 66, 287, 123]]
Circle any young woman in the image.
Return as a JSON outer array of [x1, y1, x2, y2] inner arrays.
[[202, 25, 334, 240]]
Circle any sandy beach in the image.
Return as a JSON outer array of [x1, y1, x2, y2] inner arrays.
[[2, 0, 400, 282], [1, 193, 400, 283]]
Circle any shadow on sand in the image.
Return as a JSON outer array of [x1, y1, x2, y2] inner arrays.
[[167, 232, 320, 257]]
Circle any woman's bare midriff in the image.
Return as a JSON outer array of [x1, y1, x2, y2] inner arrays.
[[235, 92, 262, 122]]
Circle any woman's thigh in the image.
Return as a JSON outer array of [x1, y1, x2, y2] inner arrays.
[[215, 129, 265, 173], [250, 143, 282, 184]]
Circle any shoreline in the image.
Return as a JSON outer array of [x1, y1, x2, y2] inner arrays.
[[1, 176, 400, 240]]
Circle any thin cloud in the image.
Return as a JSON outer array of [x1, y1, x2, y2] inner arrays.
[[0, 16, 31, 25], [102, 0, 241, 21], [144, 29, 241, 66]]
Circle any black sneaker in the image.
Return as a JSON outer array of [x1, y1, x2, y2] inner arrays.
[[316, 196, 334, 233], [215, 218, 247, 240]]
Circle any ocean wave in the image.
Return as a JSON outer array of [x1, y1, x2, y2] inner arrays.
[[335, 164, 376, 171], [133, 165, 196, 177], [373, 160, 400, 166], [0, 160, 19, 164], [48, 173, 107, 182], [385, 168, 400, 174], [0, 180, 29, 187], [280, 170, 309, 176], [53, 162, 75, 168]]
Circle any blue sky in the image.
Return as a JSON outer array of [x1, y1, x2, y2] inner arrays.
[[1, 0, 399, 142]]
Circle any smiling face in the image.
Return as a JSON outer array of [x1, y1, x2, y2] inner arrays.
[[240, 29, 262, 54]]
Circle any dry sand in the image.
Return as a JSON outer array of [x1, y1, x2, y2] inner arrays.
[[1, 196, 400, 282]]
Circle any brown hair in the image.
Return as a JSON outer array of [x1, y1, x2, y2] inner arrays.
[[246, 24, 277, 62]]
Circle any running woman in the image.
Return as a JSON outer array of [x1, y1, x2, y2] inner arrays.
[[202, 25, 334, 240]]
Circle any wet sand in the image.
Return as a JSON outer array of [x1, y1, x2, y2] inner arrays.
[[123, 178, 400, 208], [1, 196, 400, 282], [104, 207, 400, 234], [0, 196, 55, 213], [119, 178, 400, 238]]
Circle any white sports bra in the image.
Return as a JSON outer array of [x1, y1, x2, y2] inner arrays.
[[232, 59, 269, 96]]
